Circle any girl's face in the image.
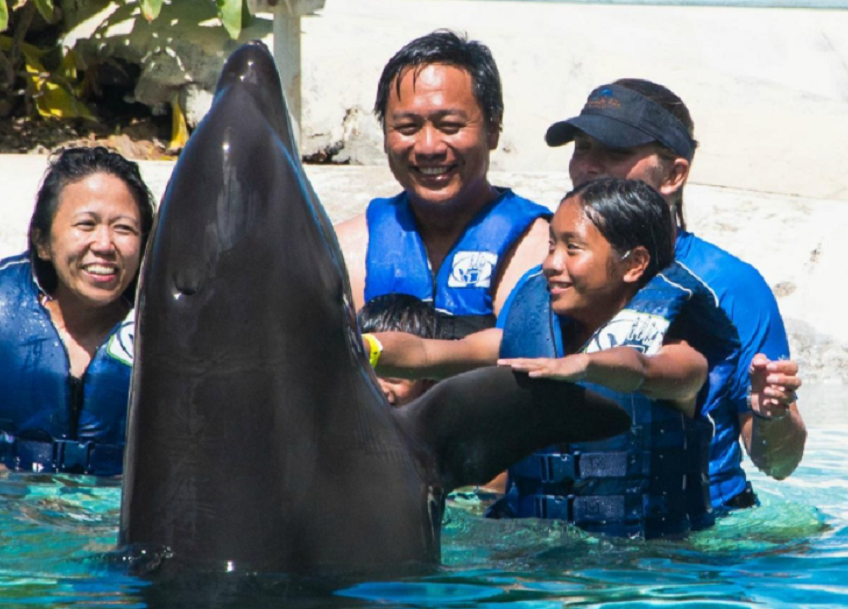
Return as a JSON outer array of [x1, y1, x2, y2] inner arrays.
[[543, 196, 634, 327]]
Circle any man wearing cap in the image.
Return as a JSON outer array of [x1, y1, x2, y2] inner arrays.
[[544, 78, 806, 512], [336, 31, 551, 338]]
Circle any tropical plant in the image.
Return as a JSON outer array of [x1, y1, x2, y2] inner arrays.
[[0, 0, 251, 129]]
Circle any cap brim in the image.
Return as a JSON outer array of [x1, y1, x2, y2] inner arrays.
[[545, 114, 657, 149]]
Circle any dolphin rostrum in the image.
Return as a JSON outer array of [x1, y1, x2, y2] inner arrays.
[[119, 41, 630, 574]]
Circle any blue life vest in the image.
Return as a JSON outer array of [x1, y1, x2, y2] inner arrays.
[[0, 254, 133, 475], [494, 262, 740, 538], [364, 189, 551, 338], [676, 231, 789, 508]]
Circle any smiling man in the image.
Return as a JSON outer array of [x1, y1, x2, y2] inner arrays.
[[336, 31, 551, 338]]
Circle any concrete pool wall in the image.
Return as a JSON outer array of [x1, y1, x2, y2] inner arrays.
[[2, 157, 845, 389], [1, 0, 845, 391]]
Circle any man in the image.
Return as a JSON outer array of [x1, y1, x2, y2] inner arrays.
[[336, 31, 551, 339], [544, 79, 806, 510]]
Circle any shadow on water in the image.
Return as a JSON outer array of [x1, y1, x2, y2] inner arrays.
[[0, 423, 843, 608]]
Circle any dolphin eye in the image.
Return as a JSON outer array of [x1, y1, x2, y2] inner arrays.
[[173, 268, 203, 297]]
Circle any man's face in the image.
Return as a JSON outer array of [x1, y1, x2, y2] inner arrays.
[[383, 63, 499, 209], [569, 132, 669, 190]]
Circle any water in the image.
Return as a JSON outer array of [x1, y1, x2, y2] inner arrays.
[[0, 423, 844, 608]]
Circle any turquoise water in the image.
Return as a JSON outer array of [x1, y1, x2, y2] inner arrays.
[[0, 424, 845, 608]]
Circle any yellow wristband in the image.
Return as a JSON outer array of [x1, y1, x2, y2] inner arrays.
[[362, 333, 383, 368]]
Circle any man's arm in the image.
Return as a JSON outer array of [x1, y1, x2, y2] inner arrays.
[[335, 213, 369, 312], [739, 354, 806, 479], [492, 217, 551, 316]]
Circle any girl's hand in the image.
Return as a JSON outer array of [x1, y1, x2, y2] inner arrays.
[[497, 354, 589, 382]]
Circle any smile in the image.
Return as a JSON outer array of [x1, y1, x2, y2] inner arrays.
[[84, 264, 119, 280], [415, 165, 454, 177], [547, 281, 572, 296]]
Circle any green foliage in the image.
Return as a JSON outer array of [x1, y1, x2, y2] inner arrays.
[[2, 1, 254, 38], [143, 0, 251, 39], [140, 0, 163, 22], [217, 0, 243, 39], [31, 0, 52, 22], [0, 0, 257, 128]]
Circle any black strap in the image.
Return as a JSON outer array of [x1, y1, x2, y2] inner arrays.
[[0, 435, 123, 475]]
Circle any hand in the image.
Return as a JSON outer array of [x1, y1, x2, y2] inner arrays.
[[749, 353, 801, 419], [498, 354, 589, 382]]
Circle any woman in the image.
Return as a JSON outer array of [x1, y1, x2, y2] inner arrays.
[[0, 147, 155, 475], [365, 178, 743, 537]]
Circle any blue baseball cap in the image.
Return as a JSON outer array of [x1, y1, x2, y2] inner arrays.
[[545, 84, 696, 161]]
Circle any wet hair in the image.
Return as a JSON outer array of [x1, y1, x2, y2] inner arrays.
[[374, 30, 504, 132], [613, 78, 697, 231], [358, 294, 440, 339], [564, 178, 675, 285], [28, 146, 156, 300]]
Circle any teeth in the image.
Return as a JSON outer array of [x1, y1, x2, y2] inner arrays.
[[86, 264, 116, 276], [419, 167, 449, 176]]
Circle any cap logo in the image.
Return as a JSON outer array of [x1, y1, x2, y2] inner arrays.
[[586, 88, 621, 111]]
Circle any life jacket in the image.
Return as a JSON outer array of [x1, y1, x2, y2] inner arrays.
[[364, 189, 551, 338], [494, 262, 740, 538], [0, 254, 133, 475]]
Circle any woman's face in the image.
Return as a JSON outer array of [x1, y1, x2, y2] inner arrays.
[[36, 172, 143, 310], [543, 197, 631, 325]]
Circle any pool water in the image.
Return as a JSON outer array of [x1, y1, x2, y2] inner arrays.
[[0, 425, 845, 608]]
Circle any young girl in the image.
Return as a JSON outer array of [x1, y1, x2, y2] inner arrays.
[[365, 178, 743, 537]]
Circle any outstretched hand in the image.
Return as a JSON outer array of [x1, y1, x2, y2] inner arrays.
[[749, 353, 802, 419], [498, 354, 589, 382]]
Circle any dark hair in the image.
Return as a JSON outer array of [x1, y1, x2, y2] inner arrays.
[[374, 30, 504, 132], [564, 178, 675, 285], [28, 146, 156, 300], [614, 78, 697, 230], [358, 294, 439, 339]]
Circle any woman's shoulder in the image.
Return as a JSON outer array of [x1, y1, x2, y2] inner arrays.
[[0, 252, 31, 272], [0, 253, 35, 290]]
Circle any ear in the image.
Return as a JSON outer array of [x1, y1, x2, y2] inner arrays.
[[622, 246, 651, 285], [658, 158, 690, 199], [33, 230, 51, 261], [486, 116, 501, 151]]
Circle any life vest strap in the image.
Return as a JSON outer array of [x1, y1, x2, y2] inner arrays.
[[521, 492, 693, 535], [0, 434, 123, 475], [510, 451, 648, 483]]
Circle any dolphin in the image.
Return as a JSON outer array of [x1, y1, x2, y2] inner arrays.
[[119, 41, 630, 574]]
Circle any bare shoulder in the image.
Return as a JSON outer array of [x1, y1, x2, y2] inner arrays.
[[334, 213, 369, 311], [493, 216, 551, 315], [335, 213, 367, 246]]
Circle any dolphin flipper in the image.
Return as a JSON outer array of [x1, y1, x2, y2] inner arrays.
[[402, 366, 630, 492]]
